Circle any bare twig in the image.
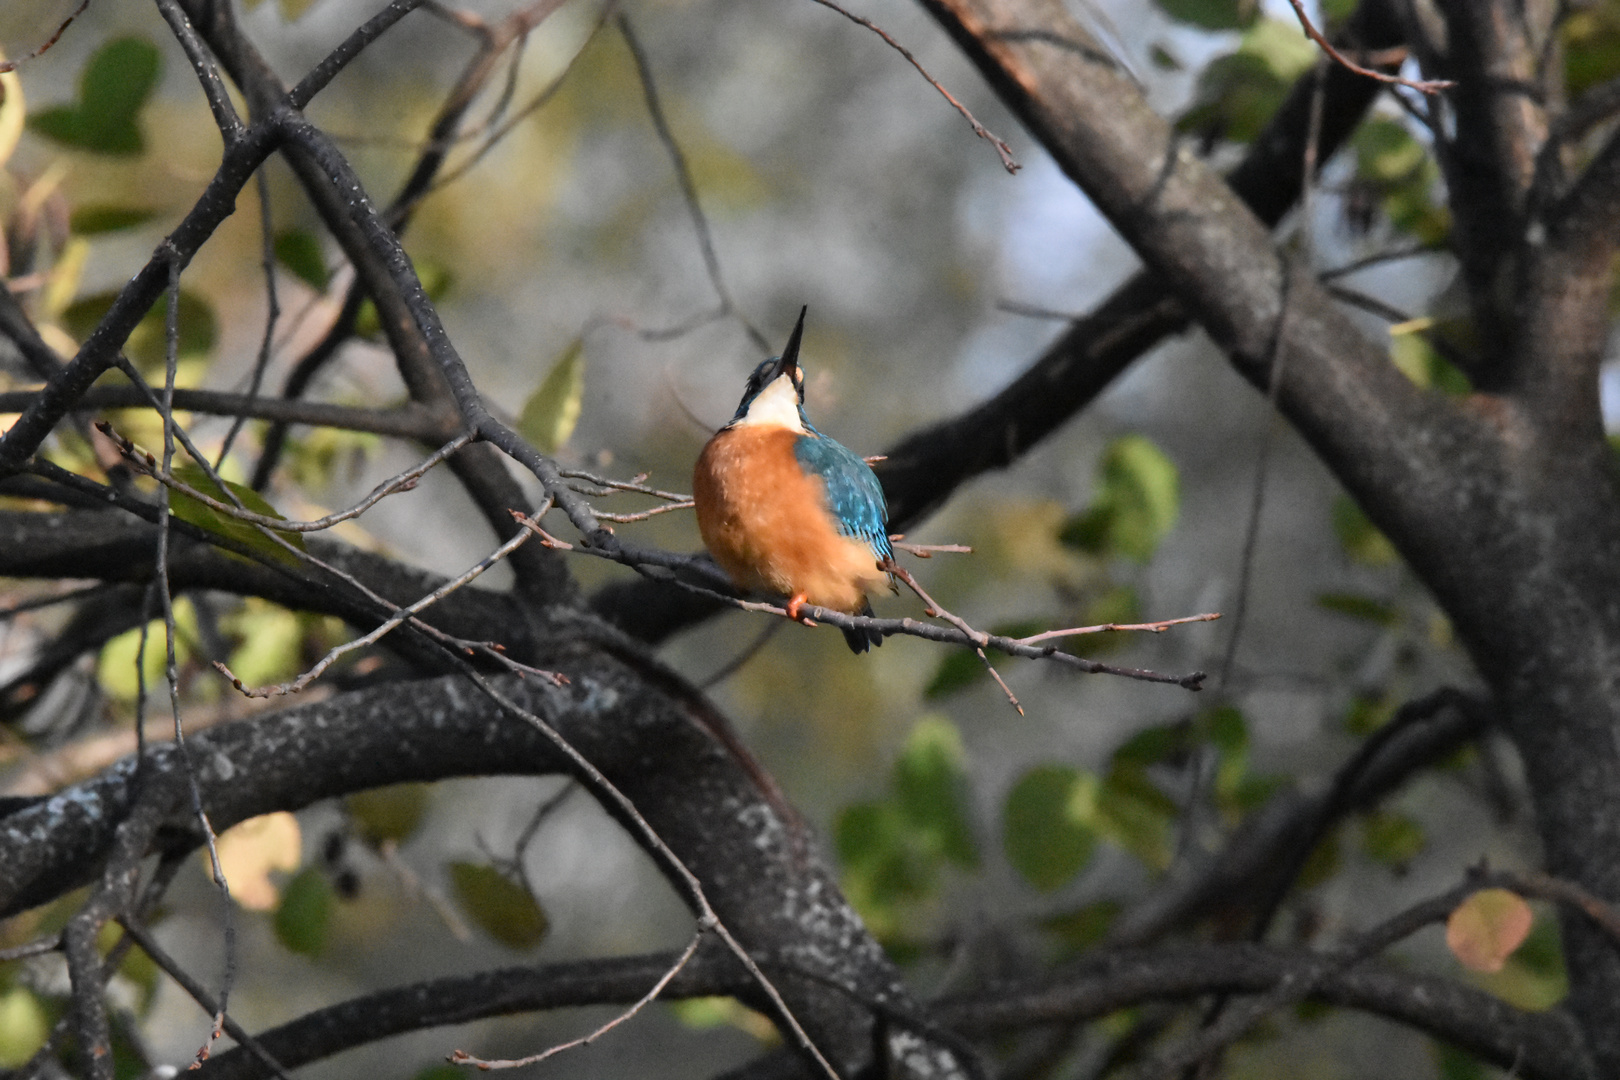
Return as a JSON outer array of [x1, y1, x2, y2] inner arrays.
[[450, 929, 707, 1070], [887, 559, 1023, 714], [806, 0, 1020, 172], [1284, 0, 1453, 94], [1013, 612, 1220, 647], [0, 0, 91, 73]]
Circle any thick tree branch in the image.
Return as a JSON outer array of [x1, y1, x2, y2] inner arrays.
[[0, 666, 944, 1077]]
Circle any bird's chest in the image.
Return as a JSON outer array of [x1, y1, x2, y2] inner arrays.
[[693, 427, 874, 607]]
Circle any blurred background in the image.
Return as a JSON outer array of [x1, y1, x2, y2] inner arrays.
[[0, 0, 1567, 1075]]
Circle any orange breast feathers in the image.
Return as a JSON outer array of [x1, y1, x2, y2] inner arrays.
[[694, 426, 888, 614]]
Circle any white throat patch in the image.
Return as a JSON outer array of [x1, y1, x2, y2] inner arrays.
[[735, 374, 806, 432]]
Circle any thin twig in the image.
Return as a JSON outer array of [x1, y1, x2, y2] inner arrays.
[[616, 12, 771, 354], [0, 0, 91, 73], [105, 423, 474, 532], [887, 560, 1023, 715], [217, 170, 282, 465], [1013, 612, 1220, 647], [1284, 0, 1453, 94], [806, 0, 1020, 172], [450, 929, 707, 1070]]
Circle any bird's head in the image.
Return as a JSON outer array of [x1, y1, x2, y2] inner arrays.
[[729, 306, 809, 432]]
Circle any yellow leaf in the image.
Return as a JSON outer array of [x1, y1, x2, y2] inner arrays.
[[517, 338, 585, 454], [0, 52, 25, 170], [1447, 888, 1533, 973], [216, 812, 302, 911]]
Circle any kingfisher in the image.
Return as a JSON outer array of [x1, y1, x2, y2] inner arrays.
[[693, 307, 892, 653]]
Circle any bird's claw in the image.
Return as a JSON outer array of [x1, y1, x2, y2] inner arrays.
[[786, 594, 816, 626]]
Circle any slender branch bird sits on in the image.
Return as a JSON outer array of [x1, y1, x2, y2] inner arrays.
[[693, 307, 893, 653]]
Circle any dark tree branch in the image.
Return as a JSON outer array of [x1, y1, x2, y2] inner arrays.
[[0, 384, 447, 438]]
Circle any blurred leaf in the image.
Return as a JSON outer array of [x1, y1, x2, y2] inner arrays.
[[668, 998, 776, 1041], [96, 600, 197, 703], [411, 1068, 467, 1080], [216, 812, 302, 911], [518, 338, 586, 455], [347, 784, 431, 846], [1360, 810, 1425, 869], [1060, 436, 1179, 562], [222, 599, 304, 687], [169, 464, 306, 566], [281, 0, 321, 18], [1296, 834, 1340, 889], [924, 620, 1039, 698], [116, 940, 161, 1014], [1473, 910, 1567, 1010], [1004, 765, 1096, 891], [69, 205, 158, 235], [61, 289, 218, 373], [449, 862, 548, 950], [1447, 889, 1532, 973], [1069, 584, 1142, 655], [1095, 764, 1176, 871], [1154, 0, 1256, 30], [836, 802, 923, 908], [1344, 692, 1396, 736], [1332, 496, 1399, 566], [924, 649, 984, 699], [29, 38, 160, 155], [1319, 0, 1357, 19], [1434, 1044, 1490, 1080], [1317, 591, 1401, 626], [1565, 5, 1620, 98], [274, 228, 329, 290], [1041, 900, 1121, 952], [0, 987, 48, 1067], [893, 717, 978, 868], [1178, 20, 1315, 144], [1352, 118, 1450, 243], [1149, 44, 1182, 71], [273, 867, 332, 957], [42, 237, 90, 322], [0, 58, 24, 170], [1390, 332, 1471, 395], [354, 259, 452, 338]]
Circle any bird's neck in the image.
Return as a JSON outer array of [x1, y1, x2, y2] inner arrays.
[[734, 375, 805, 433]]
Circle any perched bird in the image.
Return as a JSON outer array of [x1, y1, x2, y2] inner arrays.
[[693, 307, 892, 653]]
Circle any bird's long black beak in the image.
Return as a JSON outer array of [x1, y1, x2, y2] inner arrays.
[[764, 306, 807, 385]]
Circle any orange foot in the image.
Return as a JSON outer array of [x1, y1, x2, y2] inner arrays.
[[785, 593, 816, 625]]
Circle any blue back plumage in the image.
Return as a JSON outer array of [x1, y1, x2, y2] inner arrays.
[[794, 428, 892, 564]]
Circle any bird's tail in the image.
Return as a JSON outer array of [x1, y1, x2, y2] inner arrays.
[[842, 598, 883, 654]]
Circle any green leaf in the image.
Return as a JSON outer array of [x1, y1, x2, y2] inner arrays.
[[69, 205, 158, 234], [1177, 19, 1315, 144], [449, 862, 548, 950], [61, 289, 217, 373], [1041, 900, 1121, 952], [1059, 436, 1178, 562], [1344, 693, 1395, 736], [274, 229, 330, 290], [1361, 810, 1425, 869], [1564, 6, 1620, 98], [924, 649, 984, 699], [1316, 592, 1401, 626], [1391, 333, 1471, 395], [222, 599, 304, 687], [29, 38, 160, 155], [0, 988, 49, 1067], [168, 464, 306, 566], [273, 867, 332, 957], [1004, 765, 1097, 892], [1331, 496, 1399, 566], [893, 717, 978, 868], [346, 784, 431, 846], [1096, 764, 1177, 871], [518, 338, 586, 454], [1434, 1044, 1490, 1080], [1154, 0, 1256, 30]]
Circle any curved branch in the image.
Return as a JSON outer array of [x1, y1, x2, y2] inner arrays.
[[0, 665, 933, 1077]]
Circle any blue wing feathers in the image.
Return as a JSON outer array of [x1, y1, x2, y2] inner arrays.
[[794, 432, 892, 562]]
